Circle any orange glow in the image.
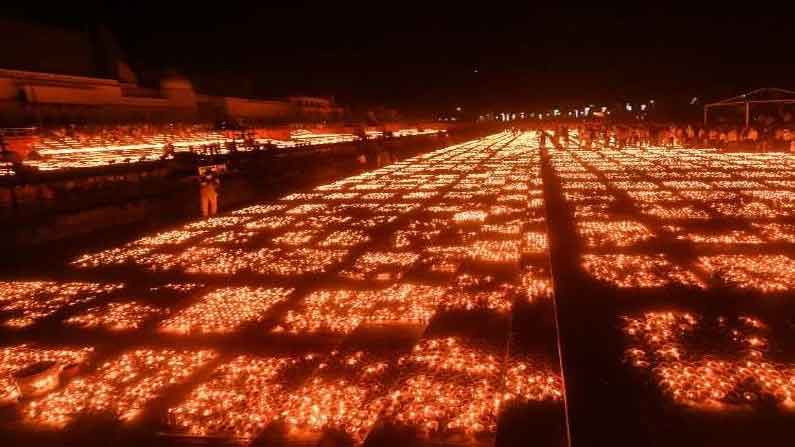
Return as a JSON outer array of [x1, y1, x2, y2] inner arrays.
[[624, 312, 795, 410], [25, 349, 217, 427]]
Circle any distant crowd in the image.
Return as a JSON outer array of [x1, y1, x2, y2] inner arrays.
[[515, 119, 795, 152]]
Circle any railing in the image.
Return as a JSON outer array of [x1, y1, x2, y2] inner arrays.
[[0, 127, 37, 137]]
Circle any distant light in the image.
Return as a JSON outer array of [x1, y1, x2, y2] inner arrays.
[[473, 68, 479, 73], [640, 104, 647, 111], [626, 103, 633, 112], [649, 99, 655, 104], [690, 97, 699, 105], [584, 106, 591, 116], [553, 109, 560, 116], [601, 106, 607, 113], [456, 106, 462, 112]]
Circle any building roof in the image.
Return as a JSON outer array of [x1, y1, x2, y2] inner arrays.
[[706, 88, 795, 107]]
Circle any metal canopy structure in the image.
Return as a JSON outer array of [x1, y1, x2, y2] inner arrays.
[[704, 87, 795, 127]]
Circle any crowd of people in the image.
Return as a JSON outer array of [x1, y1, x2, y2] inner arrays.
[[522, 119, 795, 152], [159, 137, 277, 160]]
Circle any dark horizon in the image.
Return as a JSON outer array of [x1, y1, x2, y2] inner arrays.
[[2, 4, 795, 114]]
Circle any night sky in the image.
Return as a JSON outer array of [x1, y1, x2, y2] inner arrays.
[[2, 4, 794, 114]]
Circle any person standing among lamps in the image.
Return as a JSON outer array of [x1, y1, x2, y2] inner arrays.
[[199, 169, 220, 217], [537, 127, 547, 148]]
